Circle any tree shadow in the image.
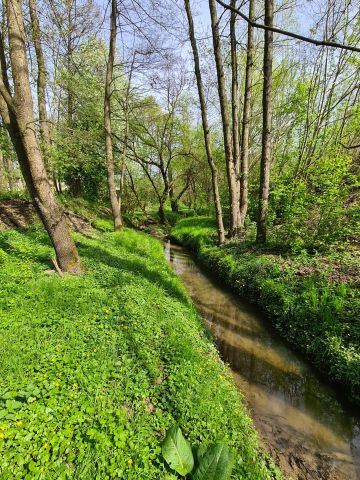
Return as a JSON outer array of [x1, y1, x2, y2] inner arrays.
[[79, 241, 190, 306]]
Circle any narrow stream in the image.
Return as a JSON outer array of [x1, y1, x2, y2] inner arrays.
[[164, 240, 360, 480]]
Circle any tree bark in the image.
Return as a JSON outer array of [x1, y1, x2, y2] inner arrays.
[[104, 0, 122, 231], [185, 0, 225, 243], [240, 0, 255, 225], [0, 0, 82, 273], [230, 0, 241, 234], [256, 0, 274, 243], [209, 0, 240, 238], [28, 0, 51, 163]]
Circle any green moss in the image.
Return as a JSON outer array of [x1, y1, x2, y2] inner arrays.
[[171, 217, 360, 405], [0, 226, 279, 479]]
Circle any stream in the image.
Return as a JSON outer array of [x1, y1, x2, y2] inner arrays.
[[164, 240, 360, 480]]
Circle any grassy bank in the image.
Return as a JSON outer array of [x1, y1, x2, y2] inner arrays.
[[171, 217, 360, 405], [0, 225, 279, 479]]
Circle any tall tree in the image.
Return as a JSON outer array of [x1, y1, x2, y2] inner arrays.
[[239, 0, 255, 226], [0, 0, 82, 273], [28, 0, 51, 162], [230, 0, 241, 234], [256, 0, 273, 243], [104, 0, 122, 230], [209, 0, 240, 238], [184, 0, 225, 244]]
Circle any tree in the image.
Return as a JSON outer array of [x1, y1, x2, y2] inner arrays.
[[28, 0, 51, 165], [239, 0, 255, 226], [104, 0, 123, 230], [256, 0, 273, 243], [0, 0, 82, 273], [209, 0, 241, 238], [184, 0, 225, 244]]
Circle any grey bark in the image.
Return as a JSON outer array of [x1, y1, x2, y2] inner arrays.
[[104, 0, 122, 230], [256, 0, 274, 243], [240, 0, 255, 225], [209, 0, 240, 238], [184, 0, 225, 244]]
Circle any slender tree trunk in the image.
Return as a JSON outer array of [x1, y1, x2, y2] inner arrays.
[[0, 0, 82, 273], [230, 0, 241, 234], [240, 0, 255, 226], [118, 51, 135, 225], [184, 0, 225, 244], [256, 0, 274, 243], [209, 0, 240, 238], [104, 0, 122, 230], [1, 150, 14, 191], [28, 0, 51, 162]]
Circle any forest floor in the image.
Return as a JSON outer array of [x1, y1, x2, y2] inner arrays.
[[171, 217, 360, 406], [0, 218, 281, 479]]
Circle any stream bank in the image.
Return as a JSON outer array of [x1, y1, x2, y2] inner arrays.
[[164, 240, 360, 480], [171, 217, 360, 406]]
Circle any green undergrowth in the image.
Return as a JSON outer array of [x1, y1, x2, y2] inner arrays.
[[0, 226, 280, 479], [171, 217, 360, 405]]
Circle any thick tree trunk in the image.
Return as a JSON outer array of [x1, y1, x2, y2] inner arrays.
[[256, 0, 274, 244], [28, 0, 51, 163], [0, 0, 82, 273], [240, 0, 255, 226], [209, 0, 240, 238], [104, 0, 122, 231], [184, 0, 225, 244], [230, 0, 241, 234], [158, 199, 169, 225]]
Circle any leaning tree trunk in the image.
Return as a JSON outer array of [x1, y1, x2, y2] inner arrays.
[[104, 0, 122, 231], [0, 0, 82, 273], [240, 0, 255, 226], [209, 0, 240, 238], [256, 0, 274, 244]]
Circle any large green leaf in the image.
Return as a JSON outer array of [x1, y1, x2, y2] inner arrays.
[[193, 442, 234, 480], [161, 426, 194, 476]]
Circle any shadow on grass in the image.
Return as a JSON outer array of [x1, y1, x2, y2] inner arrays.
[[79, 241, 190, 306]]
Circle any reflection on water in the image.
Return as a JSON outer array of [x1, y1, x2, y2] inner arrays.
[[164, 241, 360, 480]]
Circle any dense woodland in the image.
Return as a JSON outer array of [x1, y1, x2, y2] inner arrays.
[[0, 0, 359, 478]]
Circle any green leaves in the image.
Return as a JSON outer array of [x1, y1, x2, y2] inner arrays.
[[162, 427, 233, 480], [193, 442, 234, 480], [162, 426, 194, 476]]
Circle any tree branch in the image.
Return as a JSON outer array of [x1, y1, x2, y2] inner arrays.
[[215, 0, 360, 53]]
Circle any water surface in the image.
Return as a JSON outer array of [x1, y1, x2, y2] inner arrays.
[[164, 241, 360, 480]]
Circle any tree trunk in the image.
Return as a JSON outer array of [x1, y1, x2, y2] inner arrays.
[[256, 0, 274, 244], [28, 0, 51, 164], [240, 0, 255, 226], [104, 0, 122, 231], [230, 0, 241, 234], [209, 0, 240, 238], [118, 51, 135, 226], [0, 0, 82, 273], [185, 0, 225, 245], [158, 199, 169, 225]]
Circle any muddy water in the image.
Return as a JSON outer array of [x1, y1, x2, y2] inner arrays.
[[164, 241, 360, 480]]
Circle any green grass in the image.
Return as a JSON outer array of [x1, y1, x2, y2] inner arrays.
[[171, 217, 360, 405], [0, 226, 280, 479]]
